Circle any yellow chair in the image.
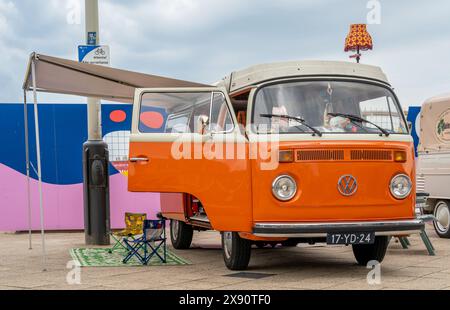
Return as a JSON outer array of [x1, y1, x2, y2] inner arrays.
[[109, 213, 147, 253]]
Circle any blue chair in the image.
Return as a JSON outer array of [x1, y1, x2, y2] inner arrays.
[[122, 219, 167, 265], [109, 213, 147, 253]]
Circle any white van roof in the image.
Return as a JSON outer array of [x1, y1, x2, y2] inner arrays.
[[218, 60, 389, 94]]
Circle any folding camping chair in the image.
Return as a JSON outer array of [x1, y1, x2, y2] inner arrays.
[[109, 213, 147, 253], [122, 219, 167, 265]]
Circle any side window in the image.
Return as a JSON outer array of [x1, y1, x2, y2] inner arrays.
[[165, 113, 191, 133], [210, 92, 234, 133], [190, 99, 211, 134], [138, 91, 234, 134]]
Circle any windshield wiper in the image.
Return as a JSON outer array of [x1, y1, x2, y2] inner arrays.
[[260, 114, 322, 137], [328, 112, 390, 137]]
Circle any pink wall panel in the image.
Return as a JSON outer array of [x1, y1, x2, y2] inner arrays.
[[0, 164, 160, 232]]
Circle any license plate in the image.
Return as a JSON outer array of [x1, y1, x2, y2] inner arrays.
[[326, 232, 375, 245]]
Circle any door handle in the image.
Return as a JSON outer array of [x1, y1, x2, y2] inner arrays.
[[130, 157, 149, 163]]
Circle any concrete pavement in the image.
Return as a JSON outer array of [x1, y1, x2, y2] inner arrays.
[[0, 224, 449, 290]]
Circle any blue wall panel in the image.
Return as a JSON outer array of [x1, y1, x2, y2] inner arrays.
[[0, 103, 132, 185]]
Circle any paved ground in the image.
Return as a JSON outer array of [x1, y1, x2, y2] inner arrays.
[[0, 223, 449, 290]]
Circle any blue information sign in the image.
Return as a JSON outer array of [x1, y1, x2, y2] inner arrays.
[[78, 45, 99, 62]]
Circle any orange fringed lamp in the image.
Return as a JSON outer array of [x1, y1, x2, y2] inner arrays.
[[344, 24, 373, 63]]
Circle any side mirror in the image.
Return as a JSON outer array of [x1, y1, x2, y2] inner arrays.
[[197, 115, 210, 135]]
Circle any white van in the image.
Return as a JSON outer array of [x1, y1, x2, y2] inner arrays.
[[417, 94, 450, 238]]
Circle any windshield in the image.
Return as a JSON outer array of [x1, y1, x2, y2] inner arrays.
[[252, 80, 408, 135]]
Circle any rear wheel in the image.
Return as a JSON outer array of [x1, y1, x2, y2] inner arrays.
[[170, 219, 193, 249], [222, 232, 252, 270], [433, 201, 450, 238], [352, 236, 389, 266]]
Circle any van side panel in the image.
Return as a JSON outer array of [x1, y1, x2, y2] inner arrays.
[[418, 152, 450, 200], [128, 141, 253, 232], [160, 193, 186, 221]]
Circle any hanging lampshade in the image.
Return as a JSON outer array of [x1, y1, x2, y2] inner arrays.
[[344, 24, 373, 63]]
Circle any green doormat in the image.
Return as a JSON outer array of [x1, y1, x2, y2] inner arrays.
[[70, 248, 191, 267]]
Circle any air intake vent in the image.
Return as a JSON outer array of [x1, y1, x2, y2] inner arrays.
[[416, 175, 426, 192], [350, 150, 392, 161], [296, 150, 344, 161]]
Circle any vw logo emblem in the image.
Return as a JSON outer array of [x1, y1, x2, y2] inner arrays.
[[337, 175, 358, 196]]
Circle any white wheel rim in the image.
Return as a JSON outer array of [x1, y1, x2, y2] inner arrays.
[[435, 203, 450, 233], [171, 220, 179, 241], [223, 232, 233, 259]]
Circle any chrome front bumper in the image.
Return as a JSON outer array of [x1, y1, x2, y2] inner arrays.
[[253, 219, 424, 238]]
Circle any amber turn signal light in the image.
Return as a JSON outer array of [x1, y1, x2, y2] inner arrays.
[[279, 150, 294, 163], [393, 150, 407, 162]]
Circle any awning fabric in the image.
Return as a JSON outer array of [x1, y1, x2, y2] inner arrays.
[[22, 52, 210, 103]]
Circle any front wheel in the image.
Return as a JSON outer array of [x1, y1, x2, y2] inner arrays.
[[222, 232, 251, 270], [170, 219, 193, 249], [352, 236, 389, 266], [433, 201, 450, 238]]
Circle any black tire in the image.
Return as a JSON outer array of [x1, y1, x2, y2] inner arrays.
[[222, 232, 252, 270], [433, 201, 450, 238], [170, 219, 193, 249], [352, 236, 389, 266]]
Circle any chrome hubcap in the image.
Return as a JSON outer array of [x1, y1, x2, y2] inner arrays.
[[171, 220, 179, 241], [223, 232, 233, 259], [435, 203, 450, 233]]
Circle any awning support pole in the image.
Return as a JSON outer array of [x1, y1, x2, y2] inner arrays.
[[23, 90, 32, 250], [31, 58, 47, 271]]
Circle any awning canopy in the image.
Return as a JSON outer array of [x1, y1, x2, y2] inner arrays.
[[23, 52, 210, 103], [21, 52, 211, 271]]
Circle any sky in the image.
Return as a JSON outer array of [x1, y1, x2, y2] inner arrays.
[[0, 0, 449, 107]]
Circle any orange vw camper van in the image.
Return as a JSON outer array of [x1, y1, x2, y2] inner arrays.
[[128, 61, 423, 270]]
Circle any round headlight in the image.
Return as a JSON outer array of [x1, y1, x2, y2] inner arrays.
[[272, 175, 297, 201], [390, 174, 412, 199]]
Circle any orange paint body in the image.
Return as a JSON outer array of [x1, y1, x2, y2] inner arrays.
[[128, 139, 415, 234], [128, 141, 253, 232], [252, 141, 415, 223]]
